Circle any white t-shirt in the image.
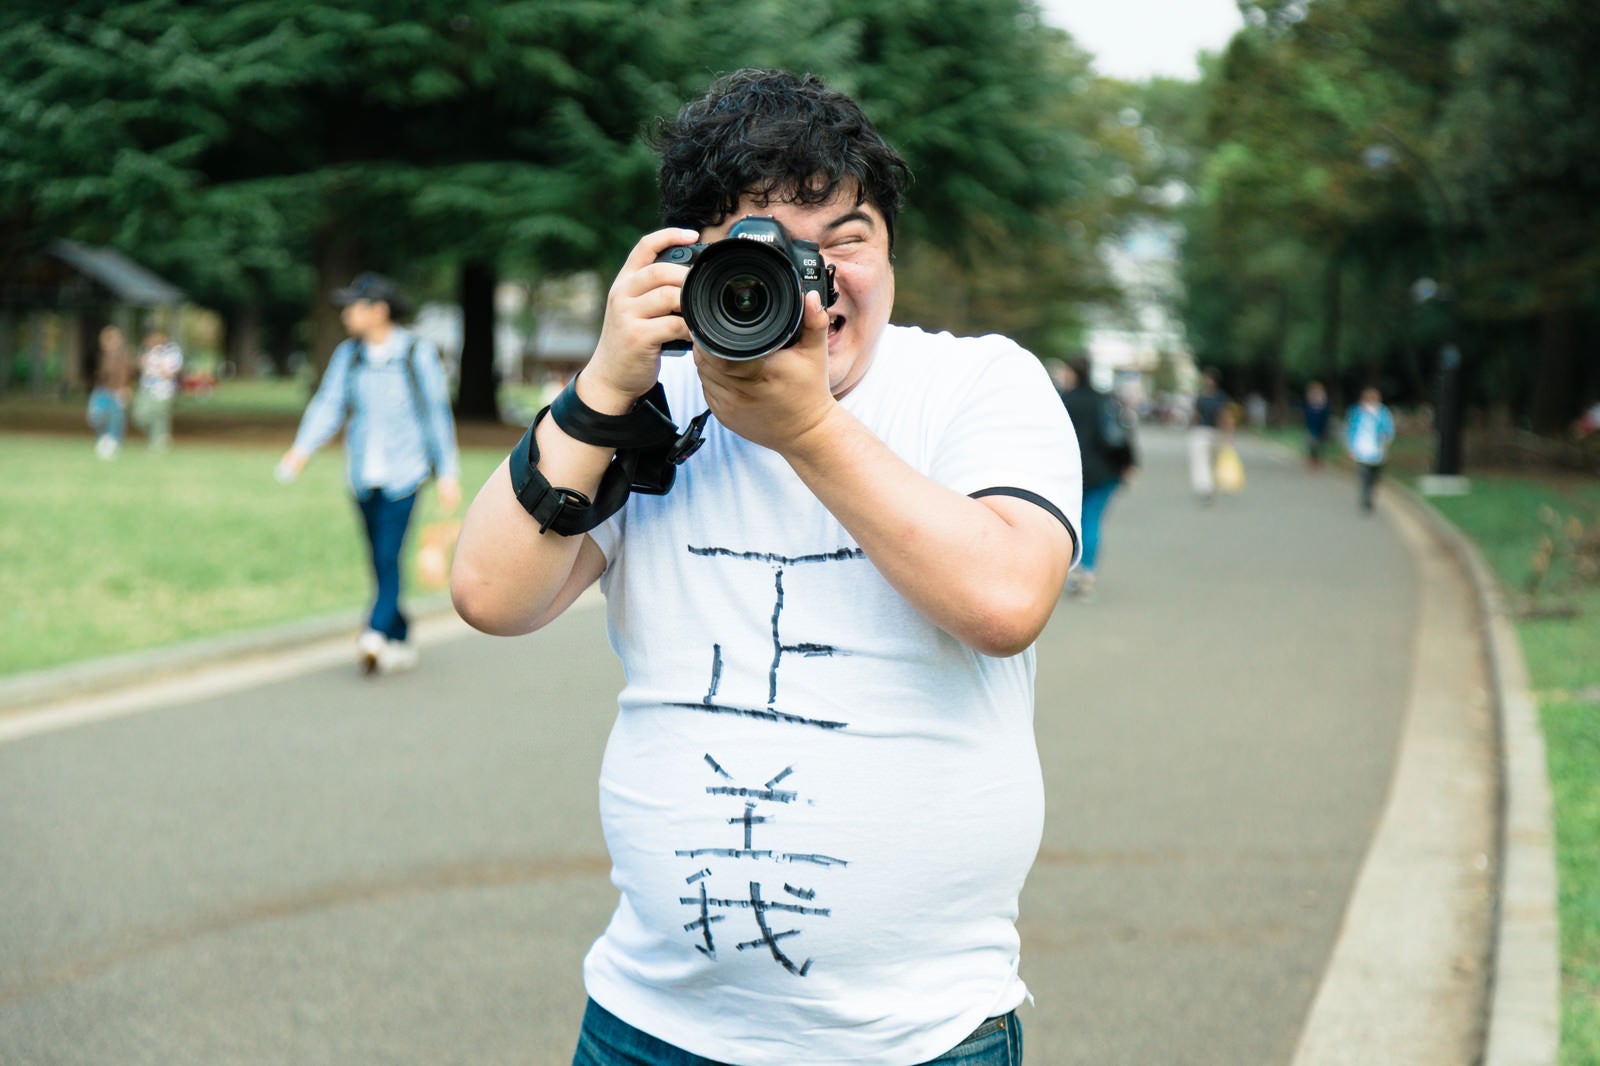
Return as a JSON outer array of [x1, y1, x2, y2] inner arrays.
[[583, 324, 1082, 1065], [138, 342, 184, 400]]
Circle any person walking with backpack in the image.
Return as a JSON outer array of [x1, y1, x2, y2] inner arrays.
[[277, 272, 461, 674], [1060, 357, 1137, 598]]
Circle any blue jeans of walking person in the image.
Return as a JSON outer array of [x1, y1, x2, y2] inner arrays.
[[572, 999, 1023, 1065], [1078, 479, 1120, 573], [87, 388, 126, 444], [356, 489, 417, 642]]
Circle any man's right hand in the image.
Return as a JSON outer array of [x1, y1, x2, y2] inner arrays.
[[580, 227, 700, 414]]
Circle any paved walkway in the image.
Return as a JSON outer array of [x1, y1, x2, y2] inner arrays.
[[0, 427, 1553, 1065]]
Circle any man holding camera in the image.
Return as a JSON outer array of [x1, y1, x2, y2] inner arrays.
[[453, 69, 1080, 1065]]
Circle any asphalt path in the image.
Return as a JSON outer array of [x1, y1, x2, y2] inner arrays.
[[0, 427, 1490, 1065]]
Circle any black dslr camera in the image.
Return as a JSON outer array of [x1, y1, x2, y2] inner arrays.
[[657, 216, 838, 361]]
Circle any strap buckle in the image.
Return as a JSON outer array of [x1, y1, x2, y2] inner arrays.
[[535, 486, 593, 535], [667, 411, 712, 465]]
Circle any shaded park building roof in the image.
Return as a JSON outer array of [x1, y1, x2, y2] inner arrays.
[[0, 239, 183, 310]]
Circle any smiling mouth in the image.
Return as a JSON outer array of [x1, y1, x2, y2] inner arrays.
[[829, 314, 845, 337]]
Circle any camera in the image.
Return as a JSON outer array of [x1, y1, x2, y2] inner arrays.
[[656, 216, 838, 361]]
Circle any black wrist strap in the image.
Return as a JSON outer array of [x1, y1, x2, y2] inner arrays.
[[551, 377, 678, 450], [507, 409, 632, 535], [507, 384, 711, 534]]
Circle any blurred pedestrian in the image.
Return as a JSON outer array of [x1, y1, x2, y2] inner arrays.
[[1213, 401, 1247, 495], [1573, 399, 1600, 440], [132, 329, 183, 451], [277, 272, 462, 674], [86, 325, 132, 460], [1060, 357, 1137, 598], [1188, 367, 1230, 504], [1303, 381, 1331, 469], [1345, 386, 1395, 513], [1245, 391, 1268, 429]]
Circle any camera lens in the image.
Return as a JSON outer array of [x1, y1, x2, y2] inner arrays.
[[720, 276, 770, 324], [680, 241, 802, 361]]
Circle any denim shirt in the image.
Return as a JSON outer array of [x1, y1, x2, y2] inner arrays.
[[291, 328, 460, 499]]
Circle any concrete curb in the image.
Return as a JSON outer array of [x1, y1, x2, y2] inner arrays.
[[0, 593, 457, 716], [1393, 484, 1562, 1066]]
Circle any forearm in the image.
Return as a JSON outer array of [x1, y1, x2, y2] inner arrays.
[[782, 405, 1072, 657], [450, 414, 615, 635]]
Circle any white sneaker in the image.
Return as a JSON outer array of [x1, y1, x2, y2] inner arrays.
[[357, 630, 386, 675], [378, 640, 419, 674], [95, 435, 118, 460]]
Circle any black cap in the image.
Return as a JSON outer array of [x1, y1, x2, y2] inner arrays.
[[332, 272, 409, 319]]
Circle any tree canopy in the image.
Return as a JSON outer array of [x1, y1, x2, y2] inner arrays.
[[1174, 0, 1599, 430], [6, 0, 1592, 433], [1, 0, 1140, 408]]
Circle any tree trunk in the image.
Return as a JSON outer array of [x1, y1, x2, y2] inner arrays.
[[1270, 284, 1290, 424], [63, 315, 85, 396], [1319, 253, 1344, 389], [224, 304, 263, 377], [307, 231, 362, 383], [27, 313, 48, 394], [456, 259, 499, 421], [67, 312, 98, 394], [0, 309, 14, 394], [265, 314, 298, 377], [1530, 306, 1577, 434]]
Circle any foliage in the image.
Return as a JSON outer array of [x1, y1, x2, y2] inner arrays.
[[1175, 0, 1460, 407], [0, 0, 1181, 386], [1171, 0, 1600, 428], [1438, 0, 1600, 320]]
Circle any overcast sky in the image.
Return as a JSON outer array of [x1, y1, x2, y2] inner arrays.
[[1036, 0, 1245, 81]]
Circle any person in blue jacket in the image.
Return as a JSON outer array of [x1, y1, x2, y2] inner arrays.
[[277, 273, 462, 674], [1344, 386, 1396, 513]]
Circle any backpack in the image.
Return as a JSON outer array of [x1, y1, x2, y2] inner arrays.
[[1098, 393, 1134, 470]]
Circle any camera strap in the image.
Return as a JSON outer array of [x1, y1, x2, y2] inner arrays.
[[508, 379, 710, 535]]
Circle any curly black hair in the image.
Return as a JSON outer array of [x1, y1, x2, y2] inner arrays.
[[648, 69, 912, 250]]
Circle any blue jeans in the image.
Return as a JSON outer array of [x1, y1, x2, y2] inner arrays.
[[355, 489, 417, 641], [571, 998, 1022, 1065], [1079, 479, 1120, 572], [87, 388, 126, 443], [1357, 462, 1383, 512]]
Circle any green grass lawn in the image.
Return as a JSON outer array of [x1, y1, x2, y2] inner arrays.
[[174, 375, 311, 415], [0, 433, 504, 676], [1429, 478, 1600, 1066]]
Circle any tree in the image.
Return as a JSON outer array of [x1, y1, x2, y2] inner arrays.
[[826, 0, 1113, 354], [1437, 0, 1600, 430], [1180, 0, 1461, 409]]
